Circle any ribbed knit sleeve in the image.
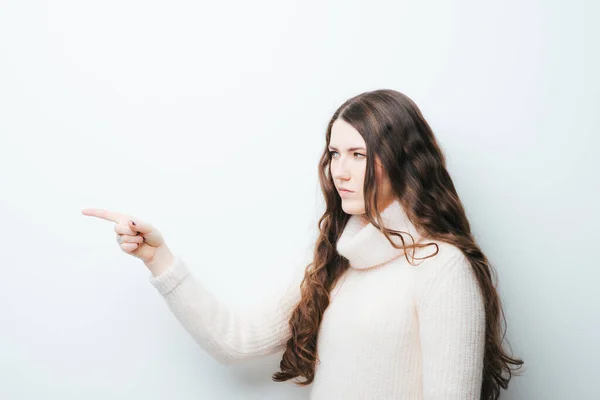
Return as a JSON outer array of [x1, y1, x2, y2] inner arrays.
[[416, 253, 486, 399], [148, 256, 304, 365]]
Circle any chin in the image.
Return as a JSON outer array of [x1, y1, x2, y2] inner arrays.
[[341, 199, 366, 215]]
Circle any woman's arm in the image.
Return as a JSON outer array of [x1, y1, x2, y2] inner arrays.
[[416, 253, 486, 399], [148, 256, 304, 365]]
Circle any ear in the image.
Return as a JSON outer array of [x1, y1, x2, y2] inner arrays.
[[374, 157, 387, 183]]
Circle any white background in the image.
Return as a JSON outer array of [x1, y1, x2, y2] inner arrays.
[[1, 0, 598, 399]]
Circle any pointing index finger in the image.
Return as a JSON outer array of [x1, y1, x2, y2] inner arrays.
[[81, 208, 125, 223]]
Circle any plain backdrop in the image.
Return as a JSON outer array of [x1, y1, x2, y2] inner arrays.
[[1, 0, 598, 399]]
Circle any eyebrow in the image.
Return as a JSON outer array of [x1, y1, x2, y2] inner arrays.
[[328, 146, 367, 152]]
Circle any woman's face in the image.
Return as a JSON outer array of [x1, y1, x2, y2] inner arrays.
[[329, 118, 395, 215]]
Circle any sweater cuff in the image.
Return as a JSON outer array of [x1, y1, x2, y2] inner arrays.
[[148, 256, 190, 295]]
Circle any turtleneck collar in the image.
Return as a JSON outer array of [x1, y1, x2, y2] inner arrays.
[[335, 198, 424, 270]]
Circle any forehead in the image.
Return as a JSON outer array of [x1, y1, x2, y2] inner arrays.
[[329, 119, 366, 147]]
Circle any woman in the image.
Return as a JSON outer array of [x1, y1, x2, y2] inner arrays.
[[83, 89, 523, 399]]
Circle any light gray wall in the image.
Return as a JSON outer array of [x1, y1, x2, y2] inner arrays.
[[1, 0, 598, 399]]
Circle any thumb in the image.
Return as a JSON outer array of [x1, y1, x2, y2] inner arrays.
[[129, 219, 164, 247]]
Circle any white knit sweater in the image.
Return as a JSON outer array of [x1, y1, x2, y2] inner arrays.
[[149, 199, 486, 399]]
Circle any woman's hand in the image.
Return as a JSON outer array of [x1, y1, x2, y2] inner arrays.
[[81, 208, 175, 276]]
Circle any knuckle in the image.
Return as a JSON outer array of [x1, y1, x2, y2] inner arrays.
[[120, 242, 137, 252], [115, 224, 136, 236], [118, 234, 131, 243], [124, 235, 143, 244]]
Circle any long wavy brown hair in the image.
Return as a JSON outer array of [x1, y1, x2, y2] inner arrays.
[[271, 89, 524, 399]]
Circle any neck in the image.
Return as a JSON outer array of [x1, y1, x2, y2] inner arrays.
[[336, 199, 424, 269]]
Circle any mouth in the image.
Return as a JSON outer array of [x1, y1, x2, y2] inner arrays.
[[338, 188, 354, 193]]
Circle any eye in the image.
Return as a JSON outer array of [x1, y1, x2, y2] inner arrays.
[[328, 151, 366, 159]]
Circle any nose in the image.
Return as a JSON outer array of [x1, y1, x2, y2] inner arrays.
[[331, 158, 351, 181]]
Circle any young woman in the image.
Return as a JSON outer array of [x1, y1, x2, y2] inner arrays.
[[83, 89, 523, 399]]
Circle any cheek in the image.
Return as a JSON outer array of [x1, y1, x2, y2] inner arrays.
[[355, 164, 366, 179]]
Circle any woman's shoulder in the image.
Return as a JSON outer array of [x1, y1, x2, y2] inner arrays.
[[416, 239, 467, 266], [408, 240, 479, 309], [410, 239, 471, 284]]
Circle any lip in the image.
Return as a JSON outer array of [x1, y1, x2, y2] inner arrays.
[[338, 188, 354, 197]]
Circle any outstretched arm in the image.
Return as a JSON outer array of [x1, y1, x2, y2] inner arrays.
[[417, 253, 486, 399], [149, 256, 305, 365]]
